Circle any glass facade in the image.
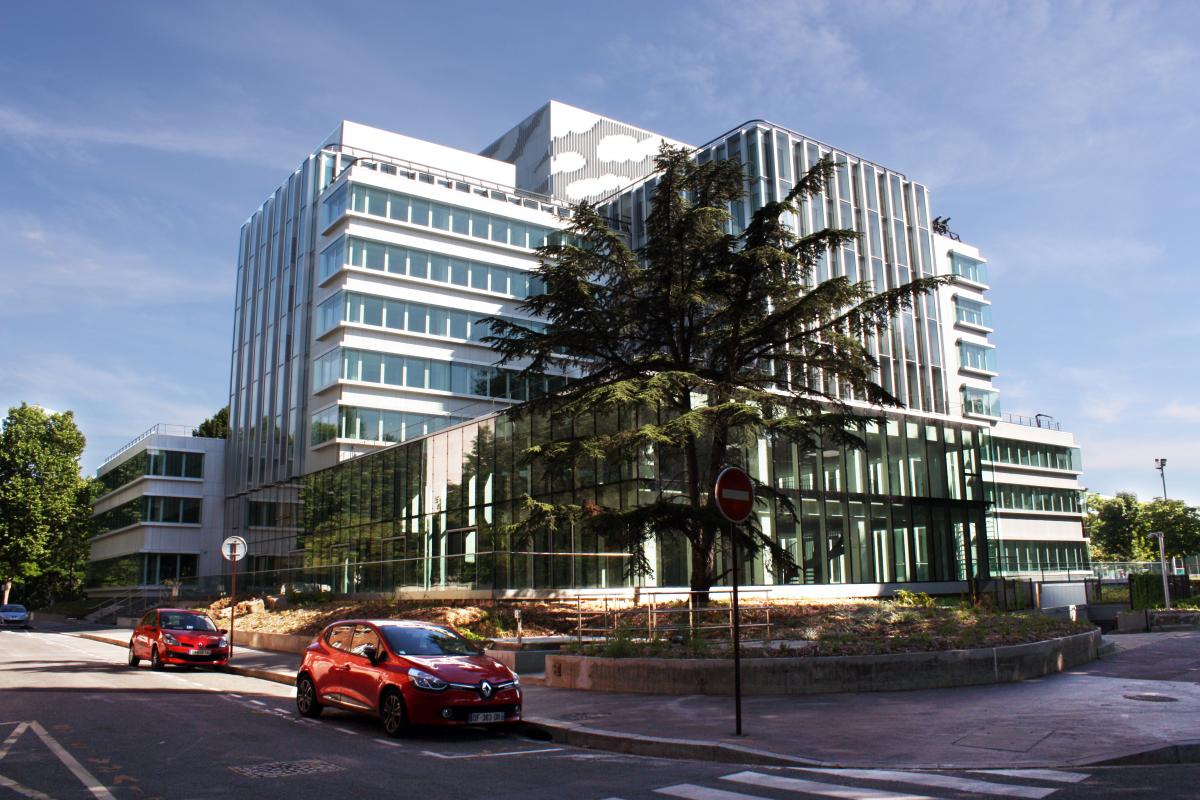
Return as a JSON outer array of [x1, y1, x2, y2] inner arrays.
[[86, 553, 199, 589], [958, 341, 998, 373], [992, 540, 1089, 574], [310, 406, 470, 446], [954, 296, 992, 329], [985, 438, 1082, 472], [342, 184, 555, 249], [987, 483, 1082, 514], [962, 386, 1001, 417], [97, 449, 204, 496], [216, 407, 990, 595], [316, 290, 546, 343], [600, 123, 946, 416], [92, 495, 202, 537]]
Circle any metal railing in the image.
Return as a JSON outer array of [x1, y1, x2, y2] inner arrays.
[[1002, 413, 1061, 431], [573, 589, 773, 645], [98, 423, 195, 469]]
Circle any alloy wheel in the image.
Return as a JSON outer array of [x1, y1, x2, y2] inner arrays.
[[381, 691, 407, 738]]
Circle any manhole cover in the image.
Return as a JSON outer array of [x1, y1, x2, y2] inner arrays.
[[1123, 693, 1179, 703], [559, 712, 613, 721], [230, 760, 345, 779]]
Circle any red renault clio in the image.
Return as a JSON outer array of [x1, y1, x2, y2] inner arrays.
[[127, 608, 230, 669], [295, 619, 520, 736]]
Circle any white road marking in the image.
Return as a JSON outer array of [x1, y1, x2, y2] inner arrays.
[[335, 727, 359, 735], [30, 721, 116, 800], [656, 785, 768, 800], [0, 722, 30, 762], [0, 772, 54, 800], [971, 769, 1089, 784], [420, 747, 564, 760], [799, 768, 1056, 799], [374, 738, 404, 747], [724, 770, 941, 799], [248, 699, 266, 706]]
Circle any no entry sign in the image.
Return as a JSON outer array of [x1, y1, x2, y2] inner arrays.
[[713, 466, 754, 523]]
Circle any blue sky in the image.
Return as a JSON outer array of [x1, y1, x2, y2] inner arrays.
[[1, 0, 1197, 504]]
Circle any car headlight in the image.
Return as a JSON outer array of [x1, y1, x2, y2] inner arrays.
[[407, 667, 448, 692], [162, 633, 180, 646], [217, 637, 228, 648], [510, 673, 520, 686]]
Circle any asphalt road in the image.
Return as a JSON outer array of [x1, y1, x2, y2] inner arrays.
[[3, 628, 1200, 800]]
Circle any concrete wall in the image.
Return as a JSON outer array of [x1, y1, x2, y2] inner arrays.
[[544, 629, 1100, 695]]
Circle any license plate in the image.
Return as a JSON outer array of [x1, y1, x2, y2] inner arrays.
[[189, 649, 211, 656], [467, 711, 505, 724]]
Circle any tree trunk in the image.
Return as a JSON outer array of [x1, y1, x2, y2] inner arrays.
[[2, 580, 11, 605]]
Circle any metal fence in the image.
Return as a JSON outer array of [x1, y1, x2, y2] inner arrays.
[[572, 589, 774, 645]]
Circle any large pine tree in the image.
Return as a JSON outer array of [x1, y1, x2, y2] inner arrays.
[[486, 145, 948, 599]]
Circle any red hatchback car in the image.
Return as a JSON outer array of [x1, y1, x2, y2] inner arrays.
[[127, 608, 230, 670], [296, 620, 521, 737]]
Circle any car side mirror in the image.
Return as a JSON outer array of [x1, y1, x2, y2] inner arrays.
[[220, 629, 228, 635], [361, 645, 383, 664]]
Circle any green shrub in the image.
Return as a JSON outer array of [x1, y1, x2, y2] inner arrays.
[[1130, 574, 1165, 610], [893, 589, 936, 608]]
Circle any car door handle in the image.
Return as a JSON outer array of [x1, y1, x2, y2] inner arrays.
[[333, 664, 352, 671]]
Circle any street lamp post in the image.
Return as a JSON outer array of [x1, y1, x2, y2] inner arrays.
[[1149, 531, 1171, 610], [1155, 458, 1168, 501]]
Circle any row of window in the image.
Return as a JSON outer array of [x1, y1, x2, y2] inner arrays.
[[993, 540, 1089, 574], [950, 252, 988, 285], [986, 438, 1082, 472], [92, 495, 203, 536], [954, 296, 992, 329], [85, 552, 198, 588], [313, 347, 568, 401], [987, 483, 1082, 514], [962, 386, 1001, 417], [322, 182, 557, 251], [317, 290, 544, 343], [958, 341, 997, 373], [311, 406, 470, 446], [319, 235, 546, 299], [97, 449, 205, 495]]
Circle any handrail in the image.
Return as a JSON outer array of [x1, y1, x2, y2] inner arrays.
[[98, 423, 195, 471]]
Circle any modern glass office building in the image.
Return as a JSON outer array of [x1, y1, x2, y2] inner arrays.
[[220, 102, 1087, 598]]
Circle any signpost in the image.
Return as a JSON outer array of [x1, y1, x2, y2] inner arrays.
[[221, 536, 247, 658], [713, 466, 753, 737]]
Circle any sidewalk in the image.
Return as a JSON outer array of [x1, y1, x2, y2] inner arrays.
[[60, 623, 1200, 770]]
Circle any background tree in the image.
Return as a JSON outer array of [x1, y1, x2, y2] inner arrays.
[[193, 406, 229, 439], [0, 404, 92, 606], [1141, 498, 1200, 560], [1085, 492, 1143, 561], [486, 145, 948, 600]]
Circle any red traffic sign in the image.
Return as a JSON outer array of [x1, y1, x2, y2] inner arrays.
[[714, 466, 754, 523]]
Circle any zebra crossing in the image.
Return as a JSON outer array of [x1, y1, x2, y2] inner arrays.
[[618, 766, 1090, 800]]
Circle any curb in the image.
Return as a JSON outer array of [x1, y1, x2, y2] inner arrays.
[[518, 717, 830, 767], [71, 632, 296, 686]]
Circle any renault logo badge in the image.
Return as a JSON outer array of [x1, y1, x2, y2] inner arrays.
[[480, 680, 493, 699]]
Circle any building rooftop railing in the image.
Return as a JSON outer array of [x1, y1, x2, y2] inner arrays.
[[1003, 413, 1061, 431], [325, 144, 576, 220], [98, 424, 195, 471]]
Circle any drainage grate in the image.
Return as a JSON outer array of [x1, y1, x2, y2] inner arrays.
[[1123, 693, 1179, 703], [230, 760, 345, 779]]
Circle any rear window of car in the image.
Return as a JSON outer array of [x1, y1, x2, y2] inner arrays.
[[159, 612, 217, 631], [380, 625, 480, 656]]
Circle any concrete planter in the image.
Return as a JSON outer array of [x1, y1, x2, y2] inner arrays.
[[544, 629, 1101, 695], [231, 629, 314, 655]]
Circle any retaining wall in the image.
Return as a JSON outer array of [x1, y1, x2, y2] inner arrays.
[[544, 629, 1101, 695]]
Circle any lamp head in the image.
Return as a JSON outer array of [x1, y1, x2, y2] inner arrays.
[[1156, 458, 1168, 469]]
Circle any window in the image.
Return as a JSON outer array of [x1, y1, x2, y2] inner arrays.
[[958, 341, 997, 373], [319, 236, 345, 281], [954, 296, 992, 328], [962, 386, 1000, 417], [950, 252, 988, 285], [321, 184, 348, 228]]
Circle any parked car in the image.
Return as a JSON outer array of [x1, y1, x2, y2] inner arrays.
[[0, 604, 32, 629], [296, 619, 520, 737], [128, 608, 229, 670]]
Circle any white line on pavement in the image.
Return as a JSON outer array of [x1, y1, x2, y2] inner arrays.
[[970, 769, 1089, 784], [30, 721, 116, 800], [374, 738, 403, 747], [248, 700, 266, 706], [798, 768, 1056, 799], [420, 747, 564, 760], [656, 784, 768, 800], [335, 728, 359, 735], [0, 723, 29, 762], [725, 770, 941, 800], [0, 772, 54, 800]]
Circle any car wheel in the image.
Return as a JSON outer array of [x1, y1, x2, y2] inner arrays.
[[380, 689, 408, 738], [150, 647, 164, 671], [127, 642, 140, 668], [295, 675, 323, 718]]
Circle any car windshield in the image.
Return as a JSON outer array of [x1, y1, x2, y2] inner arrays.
[[380, 625, 480, 656], [159, 612, 217, 631], [1, 605, 26, 613]]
